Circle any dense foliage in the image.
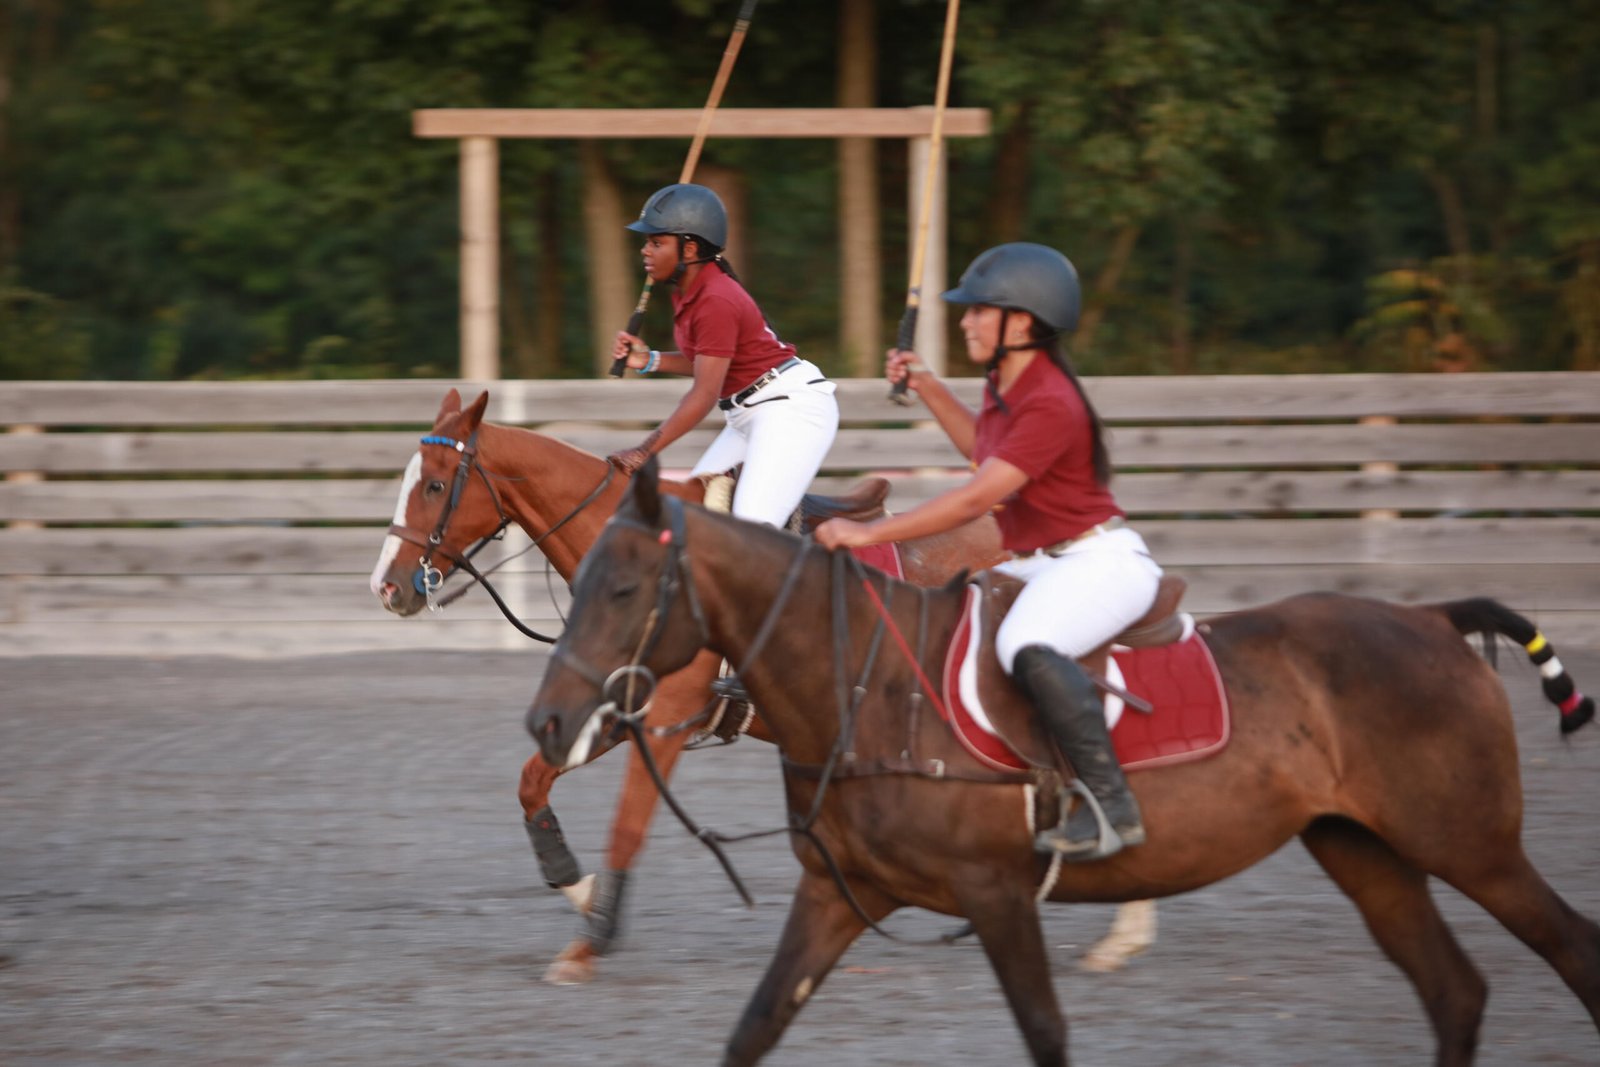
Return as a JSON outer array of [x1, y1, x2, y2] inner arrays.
[[3, 0, 1598, 379]]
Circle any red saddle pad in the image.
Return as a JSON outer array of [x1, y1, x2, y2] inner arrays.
[[939, 586, 1229, 772]]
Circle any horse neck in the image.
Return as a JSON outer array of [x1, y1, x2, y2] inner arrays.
[[474, 423, 622, 582], [686, 509, 964, 764]]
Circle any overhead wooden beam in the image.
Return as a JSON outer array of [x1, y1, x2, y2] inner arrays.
[[414, 107, 991, 140], [420, 107, 992, 378]]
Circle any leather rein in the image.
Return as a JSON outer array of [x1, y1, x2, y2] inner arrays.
[[387, 430, 615, 644]]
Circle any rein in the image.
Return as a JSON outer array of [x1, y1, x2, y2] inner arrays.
[[563, 498, 1022, 945], [389, 431, 616, 644]]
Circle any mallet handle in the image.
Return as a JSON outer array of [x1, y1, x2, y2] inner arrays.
[[609, 0, 760, 379], [889, 0, 960, 406]]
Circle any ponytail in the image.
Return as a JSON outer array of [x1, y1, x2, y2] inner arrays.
[[1036, 322, 1111, 486]]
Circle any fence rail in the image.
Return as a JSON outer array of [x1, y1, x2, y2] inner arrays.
[[3, 373, 1596, 657]]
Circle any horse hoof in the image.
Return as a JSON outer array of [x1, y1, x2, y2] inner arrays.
[[543, 943, 597, 986], [562, 873, 596, 914], [1080, 947, 1132, 973]]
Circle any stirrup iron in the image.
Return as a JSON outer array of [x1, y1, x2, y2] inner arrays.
[[1036, 778, 1124, 862]]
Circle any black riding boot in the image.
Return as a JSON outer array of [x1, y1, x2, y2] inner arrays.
[[1013, 644, 1145, 862]]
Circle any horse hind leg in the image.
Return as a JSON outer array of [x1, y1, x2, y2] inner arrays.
[[1444, 849, 1600, 1034], [1081, 899, 1157, 973], [1301, 817, 1486, 1066]]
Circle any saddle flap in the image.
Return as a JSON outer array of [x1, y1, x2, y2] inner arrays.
[[959, 573, 1058, 769]]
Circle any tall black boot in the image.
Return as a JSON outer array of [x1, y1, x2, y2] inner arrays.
[[1012, 644, 1145, 862]]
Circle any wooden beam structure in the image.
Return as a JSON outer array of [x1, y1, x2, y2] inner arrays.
[[413, 107, 990, 140], [413, 107, 992, 379]]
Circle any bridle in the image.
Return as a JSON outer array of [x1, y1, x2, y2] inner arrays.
[[386, 430, 615, 644], [548, 494, 721, 721], [544, 495, 993, 942]]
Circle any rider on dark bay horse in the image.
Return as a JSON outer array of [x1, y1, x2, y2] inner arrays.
[[817, 242, 1158, 862], [608, 182, 839, 527]]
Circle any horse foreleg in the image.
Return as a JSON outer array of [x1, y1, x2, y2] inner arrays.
[[723, 869, 890, 1067], [544, 691, 697, 986], [1301, 817, 1485, 1066], [960, 882, 1068, 1066], [1080, 899, 1157, 973], [518, 754, 594, 911]]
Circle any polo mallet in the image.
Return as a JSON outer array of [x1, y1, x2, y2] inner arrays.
[[608, 0, 760, 378], [888, 0, 961, 406]]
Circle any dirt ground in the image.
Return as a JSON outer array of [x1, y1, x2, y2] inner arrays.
[[3, 647, 1599, 1067]]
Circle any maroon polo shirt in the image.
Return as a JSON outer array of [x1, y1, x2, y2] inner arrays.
[[671, 266, 797, 398], [972, 355, 1122, 553]]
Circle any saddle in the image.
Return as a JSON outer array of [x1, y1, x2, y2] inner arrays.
[[980, 570, 1190, 681], [699, 467, 891, 534]]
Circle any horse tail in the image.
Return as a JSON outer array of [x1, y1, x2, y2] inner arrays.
[[1434, 597, 1594, 735]]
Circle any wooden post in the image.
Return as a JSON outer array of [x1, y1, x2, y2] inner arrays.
[[908, 125, 948, 375], [460, 136, 499, 381], [837, 1, 881, 376], [5, 424, 42, 530], [1360, 415, 1399, 520]]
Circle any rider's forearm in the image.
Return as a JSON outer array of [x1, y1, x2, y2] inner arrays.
[[854, 479, 999, 545], [648, 388, 717, 454], [913, 374, 977, 458]]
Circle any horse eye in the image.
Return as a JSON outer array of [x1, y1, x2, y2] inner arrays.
[[612, 582, 638, 601], [425, 480, 446, 496]]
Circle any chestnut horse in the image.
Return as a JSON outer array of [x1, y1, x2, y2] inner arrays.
[[370, 388, 1035, 982], [526, 462, 1600, 1067]]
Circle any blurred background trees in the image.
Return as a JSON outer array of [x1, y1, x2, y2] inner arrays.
[[2, 0, 1598, 380]]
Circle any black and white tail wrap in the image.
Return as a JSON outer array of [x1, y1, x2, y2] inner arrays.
[[1439, 597, 1595, 735]]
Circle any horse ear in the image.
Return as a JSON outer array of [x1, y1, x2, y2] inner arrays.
[[942, 568, 971, 593], [459, 391, 490, 434], [435, 388, 463, 423], [632, 454, 664, 526]]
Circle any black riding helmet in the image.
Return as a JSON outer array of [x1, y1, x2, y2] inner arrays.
[[942, 242, 1082, 336], [625, 183, 729, 251]]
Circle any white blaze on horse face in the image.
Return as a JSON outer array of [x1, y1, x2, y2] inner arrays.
[[369, 451, 424, 597]]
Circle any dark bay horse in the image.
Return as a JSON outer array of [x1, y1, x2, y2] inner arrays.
[[527, 461, 1600, 1067], [369, 388, 1008, 982]]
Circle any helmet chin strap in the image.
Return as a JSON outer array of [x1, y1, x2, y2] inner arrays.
[[986, 308, 1056, 368], [668, 235, 718, 286]]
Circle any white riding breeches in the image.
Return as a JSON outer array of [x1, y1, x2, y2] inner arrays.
[[691, 359, 839, 527], [992, 527, 1163, 672]]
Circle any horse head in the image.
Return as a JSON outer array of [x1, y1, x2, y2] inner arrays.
[[369, 388, 503, 615], [526, 457, 714, 770]]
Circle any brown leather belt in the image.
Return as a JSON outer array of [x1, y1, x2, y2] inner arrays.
[[1012, 515, 1128, 559]]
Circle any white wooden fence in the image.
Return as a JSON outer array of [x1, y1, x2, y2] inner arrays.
[[2, 373, 1596, 656]]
